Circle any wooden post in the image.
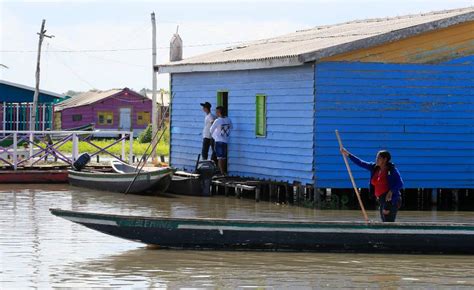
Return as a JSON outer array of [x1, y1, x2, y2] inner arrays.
[[49, 104, 53, 130], [15, 103, 19, 131], [431, 188, 438, 205], [151, 12, 158, 163], [129, 132, 133, 164], [255, 186, 260, 202], [13, 132, 18, 170], [159, 90, 164, 128], [269, 183, 274, 202], [121, 133, 126, 161], [72, 133, 78, 161], [2, 102, 5, 133], [335, 130, 369, 223], [29, 132, 34, 160], [31, 19, 53, 131], [41, 104, 46, 131], [315, 187, 321, 208]]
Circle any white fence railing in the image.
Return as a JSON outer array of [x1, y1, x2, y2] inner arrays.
[[1, 102, 54, 131], [0, 130, 133, 170]]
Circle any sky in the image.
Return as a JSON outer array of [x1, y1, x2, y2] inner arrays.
[[1, 0, 473, 95]]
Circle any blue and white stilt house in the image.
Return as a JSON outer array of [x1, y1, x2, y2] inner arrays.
[[156, 8, 474, 191]]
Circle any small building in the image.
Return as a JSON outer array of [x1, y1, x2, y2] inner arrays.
[[0, 80, 64, 131], [157, 7, 474, 190], [55, 88, 154, 136]]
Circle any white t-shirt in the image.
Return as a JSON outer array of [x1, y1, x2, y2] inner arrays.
[[202, 113, 215, 139], [210, 117, 233, 143]]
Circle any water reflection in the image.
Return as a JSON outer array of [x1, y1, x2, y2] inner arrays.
[[60, 248, 474, 288], [1, 184, 473, 288]]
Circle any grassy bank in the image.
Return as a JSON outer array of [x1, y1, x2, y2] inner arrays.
[[58, 139, 169, 156]]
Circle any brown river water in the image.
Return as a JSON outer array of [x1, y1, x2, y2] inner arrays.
[[1, 184, 473, 288]]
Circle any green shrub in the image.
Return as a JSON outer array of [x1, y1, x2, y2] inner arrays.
[[138, 124, 152, 143], [138, 123, 170, 144]]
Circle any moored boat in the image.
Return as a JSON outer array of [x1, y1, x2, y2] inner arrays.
[[68, 160, 174, 194], [0, 169, 68, 183], [50, 208, 474, 254]]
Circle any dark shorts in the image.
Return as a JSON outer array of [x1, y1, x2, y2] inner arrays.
[[215, 142, 227, 159], [378, 192, 401, 222]]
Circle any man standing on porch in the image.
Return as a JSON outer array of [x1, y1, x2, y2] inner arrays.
[[210, 106, 232, 175], [200, 102, 217, 163]]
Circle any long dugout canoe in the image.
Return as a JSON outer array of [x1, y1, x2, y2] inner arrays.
[[50, 208, 474, 254]]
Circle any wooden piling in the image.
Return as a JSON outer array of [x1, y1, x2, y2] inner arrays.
[[269, 183, 274, 202]]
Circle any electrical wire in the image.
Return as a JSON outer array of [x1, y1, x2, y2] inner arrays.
[[48, 42, 149, 68], [0, 31, 382, 53]]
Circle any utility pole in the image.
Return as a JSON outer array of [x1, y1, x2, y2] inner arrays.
[[31, 19, 53, 131], [151, 12, 158, 164]]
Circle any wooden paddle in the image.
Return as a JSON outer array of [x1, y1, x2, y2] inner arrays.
[[335, 130, 369, 223]]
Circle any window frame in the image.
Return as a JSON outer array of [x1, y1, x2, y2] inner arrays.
[[72, 114, 82, 122], [136, 111, 150, 126], [217, 90, 229, 116], [97, 111, 114, 125]]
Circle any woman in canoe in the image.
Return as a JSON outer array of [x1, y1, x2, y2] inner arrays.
[[340, 148, 404, 222]]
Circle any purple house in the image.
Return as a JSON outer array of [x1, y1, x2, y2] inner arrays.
[[55, 88, 153, 135]]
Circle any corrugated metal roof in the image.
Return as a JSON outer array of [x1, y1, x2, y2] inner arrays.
[[55, 89, 122, 111], [158, 7, 474, 73], [0, 79, 63, 98]]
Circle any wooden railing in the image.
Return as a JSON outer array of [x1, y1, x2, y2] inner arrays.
[[0, 130, 133, 170]]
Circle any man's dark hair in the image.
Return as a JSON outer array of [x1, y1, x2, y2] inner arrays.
[[216, 106, 225, 116]]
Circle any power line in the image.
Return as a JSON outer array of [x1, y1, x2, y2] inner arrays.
[[47, 42, 149, 68], [0, 39, 253, 53], [0, 31, 381, 53], [51, 51, 96, 89]]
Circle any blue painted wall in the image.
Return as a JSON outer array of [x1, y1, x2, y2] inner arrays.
[[314, 61, 474, 189], [0, 82, 61, 103], [170, 64, 315, 184], [444, 55, 474, 65]]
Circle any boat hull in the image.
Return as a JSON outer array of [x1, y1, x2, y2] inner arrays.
[[0, 170, 68, 183], [68, 168, 173, 194], [50, 209, 474, 254]]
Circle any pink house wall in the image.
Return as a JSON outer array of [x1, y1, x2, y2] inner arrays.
[[60, 89, 153, 131]]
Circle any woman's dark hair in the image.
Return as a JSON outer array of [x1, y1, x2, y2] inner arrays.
[[377, 150, 391, 162]]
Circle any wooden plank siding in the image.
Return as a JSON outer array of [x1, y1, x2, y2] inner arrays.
[[170, 64, 315, 183], [314, 60, 474, 189], [322, 21, 474, 64]]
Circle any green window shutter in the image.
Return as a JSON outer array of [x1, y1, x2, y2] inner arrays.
[[217, 92, 224, 107], [255, 95, 266, 137]]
